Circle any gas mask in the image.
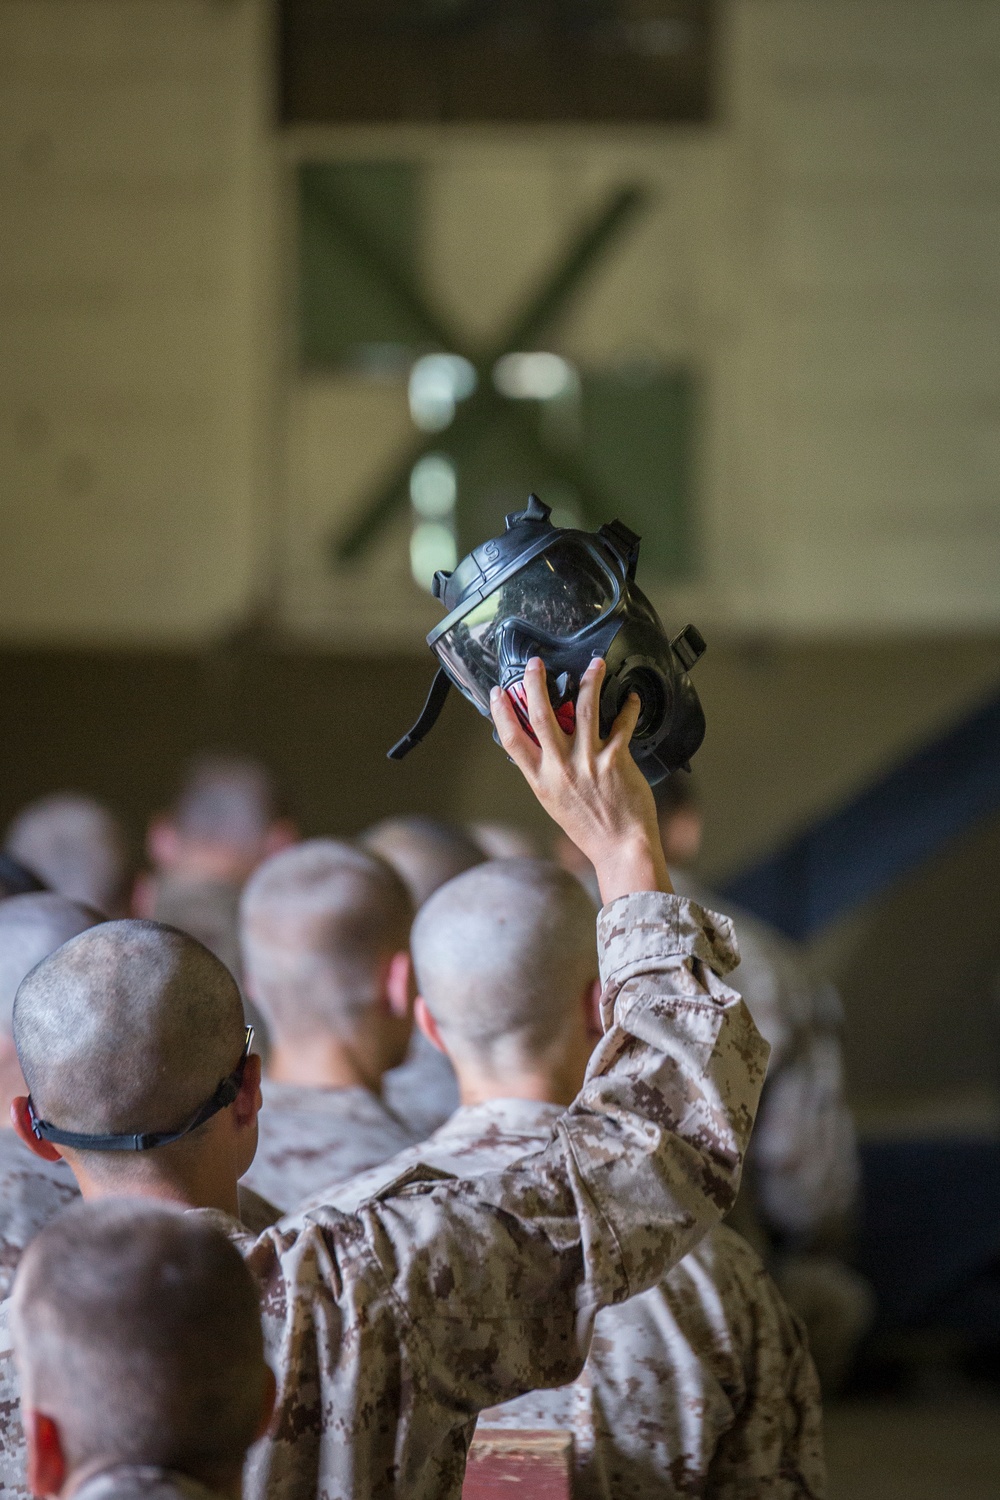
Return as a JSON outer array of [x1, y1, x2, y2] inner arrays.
[[389, 493, 707, 786]]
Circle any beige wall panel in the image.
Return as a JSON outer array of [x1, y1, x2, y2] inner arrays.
[[1, 186, 221, 288], [1, 305, 226, 400], [778, 191, 1000, 296], [774, 311, 1000, 413], [779, 84, 1000, 186], [0, 81, 227, 179], [282, 376, 441, 647], [0, 0, 231, 74], [755, 0, 1000, 74], [2, 413, 244, 636], [0, 0, 275, 644]]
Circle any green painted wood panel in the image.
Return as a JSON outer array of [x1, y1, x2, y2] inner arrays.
[[299, 161, 423, 365]]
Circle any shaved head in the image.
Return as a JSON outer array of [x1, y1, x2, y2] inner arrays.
[[12, 1199, 268, 1483], [0, 894, 101, 1035], [363, 817, 485, 908], [174, 754, 277, 850], [469, 822, 539, 861], [413, 859, 598, 1070], [5, 794, 126, 914], [13, 919, 245, 1144], [241, 840, 413, 1043]]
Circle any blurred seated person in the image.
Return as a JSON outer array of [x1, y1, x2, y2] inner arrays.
[[323, 858, 824, 1500], [467, 821, 539, 860], [363, 816, 483, 909], [238, 840, 418, 1212], [10, 1200, 275, 1500], [653, 778, 859, 1250], [5, 794, 129, 917], [0, 855, 46, 902], [361, 816, 486, 1135], [0, 658, 768, 1500], [0, 894, 100, 1296], [136, 755, 297, 1042]]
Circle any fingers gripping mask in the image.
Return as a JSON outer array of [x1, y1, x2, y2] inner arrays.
[[388, 493, 707, 786]]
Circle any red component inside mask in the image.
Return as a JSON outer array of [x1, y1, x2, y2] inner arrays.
[[507, 680, 577, 744]]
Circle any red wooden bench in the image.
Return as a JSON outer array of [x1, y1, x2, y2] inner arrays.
[[463, 1429, 573, 1499]]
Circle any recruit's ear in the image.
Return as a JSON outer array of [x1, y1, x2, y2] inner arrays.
[[385, 950, 415, 1023], [583, 976, 604, 1039], [263, 820, 298, 859], [233, 1052, 263, 1130], [255, 1364, 278, 1442], [147, 814, 181, 870], [24, 1410, 66, 1498], [414, 997, 446, 1055], [10, 1099, 63, 1164]]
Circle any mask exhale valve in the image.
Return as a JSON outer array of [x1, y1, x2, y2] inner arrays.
[[388, 493, 707, 786]]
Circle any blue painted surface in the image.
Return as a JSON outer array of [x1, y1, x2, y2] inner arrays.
[[720, 688, 1000, 940], [857, 1138, 1000, 1331]]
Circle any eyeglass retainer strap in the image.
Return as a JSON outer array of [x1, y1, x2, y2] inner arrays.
[[26, 1026, 253, 1153]]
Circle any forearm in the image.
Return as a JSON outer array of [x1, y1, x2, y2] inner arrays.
[[592, 831, 673, 905]]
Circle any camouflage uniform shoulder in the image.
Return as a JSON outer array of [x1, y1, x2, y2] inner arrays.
[[0, 1130, 79, 1301]]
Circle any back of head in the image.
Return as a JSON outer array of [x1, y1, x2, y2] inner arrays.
[[13, 919, 245, 1147], [412, 858, 597, 1071], [241, 840, 413, 1043], [0, 894, 101, 1037], [653, 773, 698, 821], [469, 822, 539, 861], [363, 816, 485, 908], [5, 794, 127, 915], [11, 1199, 268, 1485], [653, 773, 702, 868], [173, 754, 277, 853]]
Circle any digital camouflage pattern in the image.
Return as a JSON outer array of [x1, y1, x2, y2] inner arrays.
[[241, 1080, 418, 1212], [324, 1098, 825, 1500], [0, 1130, 78, 1299], [0, 893, 769, 1500], [0, 1127, 278, 1295], [382, 1027, 461, 1138], [672, 873, 858, 1245], [70, 1467, 226, 1500]]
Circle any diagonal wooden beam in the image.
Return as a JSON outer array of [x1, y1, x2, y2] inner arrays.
[[330, 184, 650, 560], [307, 175, 467, 353], [484, 184, 649, 357]]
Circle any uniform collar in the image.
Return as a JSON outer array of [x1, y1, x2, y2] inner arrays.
[[430, 1098, 565, 1146]]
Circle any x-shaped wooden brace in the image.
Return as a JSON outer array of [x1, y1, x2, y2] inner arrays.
[[316, 180, 650, 561]]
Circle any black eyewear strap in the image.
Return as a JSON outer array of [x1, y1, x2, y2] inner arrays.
[[27, 1026, 254, 1153]]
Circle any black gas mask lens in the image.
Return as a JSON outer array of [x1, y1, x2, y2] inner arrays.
[[389, 493, 707, 786]]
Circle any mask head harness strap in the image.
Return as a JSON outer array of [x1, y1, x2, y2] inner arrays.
[[26, 1026, 254, 1153], [387, 667, 453, 761]]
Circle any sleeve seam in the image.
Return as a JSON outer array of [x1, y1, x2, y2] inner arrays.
[[559, 1117, 631, 1306]]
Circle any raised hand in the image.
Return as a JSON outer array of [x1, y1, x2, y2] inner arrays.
[[490, 656, 673, 905]]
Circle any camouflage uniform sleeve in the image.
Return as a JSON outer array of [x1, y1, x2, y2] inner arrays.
[[0, 1306, 28, 1498], [348, 893, 769, 1415], [702, 1229, 827, 1498]]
